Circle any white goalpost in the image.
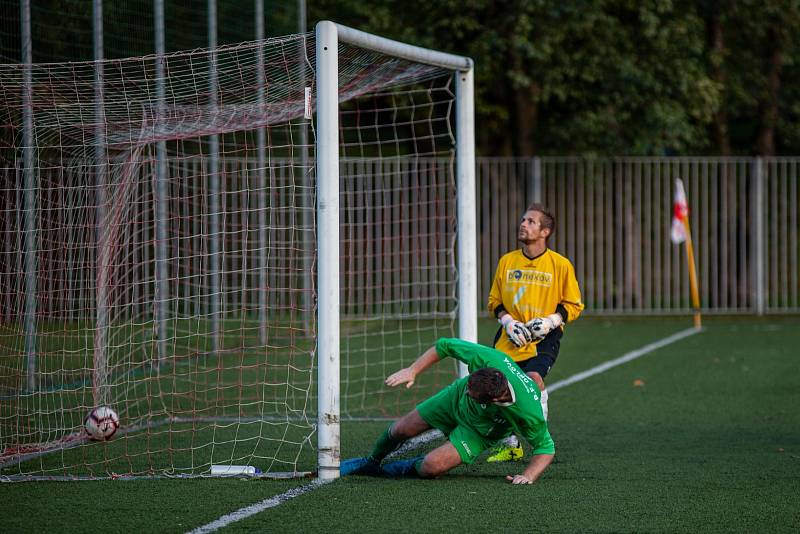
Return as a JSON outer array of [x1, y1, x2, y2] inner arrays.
[[315, 21, 476, 479], [0, 21, 475, 481]]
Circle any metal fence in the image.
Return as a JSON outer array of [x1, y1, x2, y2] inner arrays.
[[2, 156, 798, 322], [478, 157, 800, 315]]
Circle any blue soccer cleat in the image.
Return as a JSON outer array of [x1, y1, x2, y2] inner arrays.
[[340, 457, 381, 476], [380, 456, 424, 477]]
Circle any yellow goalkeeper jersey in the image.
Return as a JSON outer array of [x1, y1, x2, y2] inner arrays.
[[488, 248, 584, 362]]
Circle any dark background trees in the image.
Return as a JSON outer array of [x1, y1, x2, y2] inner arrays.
[[2, 0, 799, 156], [309, 0, 800, 157]]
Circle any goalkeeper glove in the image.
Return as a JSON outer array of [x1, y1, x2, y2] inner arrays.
[[499, 314, 533, 348], [526, 313, 564, 341]]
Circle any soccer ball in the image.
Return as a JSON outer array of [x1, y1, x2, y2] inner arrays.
[[83, 406, 120, 441]]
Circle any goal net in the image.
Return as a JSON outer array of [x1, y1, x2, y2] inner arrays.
[[0, 23, 474, 480]]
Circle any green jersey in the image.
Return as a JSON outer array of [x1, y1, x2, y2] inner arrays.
[[435, 337, 555, 456]]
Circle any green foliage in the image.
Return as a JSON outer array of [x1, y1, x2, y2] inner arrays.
[[309, 0, 800, 156], [4, 0, 800, 155]]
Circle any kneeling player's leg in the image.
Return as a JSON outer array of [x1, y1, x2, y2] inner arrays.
[[416, 441, 463, 478], [431, 424, 492, 475], [369, 409, 431, 463], [382, 438, 465, 478], [344, 409, 432, 476], [379, 380, 462, 476], [391, 409, 433, 439]]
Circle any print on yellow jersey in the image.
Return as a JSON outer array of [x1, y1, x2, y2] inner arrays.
[[488, 249, 584, 362], [506, 269, 553, 287]]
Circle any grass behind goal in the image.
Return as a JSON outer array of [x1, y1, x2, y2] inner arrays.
[[1, 315, 798, 532], [1, 316, 457, 479]]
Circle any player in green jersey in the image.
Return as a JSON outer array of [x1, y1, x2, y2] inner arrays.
[[341, 338, 555, 484]]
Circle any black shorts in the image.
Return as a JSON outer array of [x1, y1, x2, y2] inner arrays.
[[516, 328, 562, 378]]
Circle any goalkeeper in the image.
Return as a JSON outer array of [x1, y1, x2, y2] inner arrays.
[[486, 203, 583, 463], [340, 338, 555, 484]]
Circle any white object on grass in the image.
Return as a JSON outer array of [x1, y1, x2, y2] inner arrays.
[[210, 465, 261, 476]]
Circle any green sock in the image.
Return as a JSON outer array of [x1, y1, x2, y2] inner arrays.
[[369, 424, 404, 462]]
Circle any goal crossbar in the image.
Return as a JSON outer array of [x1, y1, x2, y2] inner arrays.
[[334, 24, 474, 72]]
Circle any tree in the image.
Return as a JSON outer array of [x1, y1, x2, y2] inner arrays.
[[701, 0, 800, 156], [4, 0, 800, 156]]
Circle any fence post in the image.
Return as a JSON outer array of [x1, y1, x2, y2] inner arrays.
[[753, 157, 765, 315], [529, 157, 542, 203]]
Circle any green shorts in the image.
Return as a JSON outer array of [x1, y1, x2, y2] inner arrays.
[[416, 379, 498, 465]]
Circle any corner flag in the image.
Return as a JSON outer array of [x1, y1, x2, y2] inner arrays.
[[671, 178, 701, 329], [671, 178, 689, 244]]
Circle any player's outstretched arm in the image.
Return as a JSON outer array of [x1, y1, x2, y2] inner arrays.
[[505, 453, 554, 485], [385, 345, 442, 388]]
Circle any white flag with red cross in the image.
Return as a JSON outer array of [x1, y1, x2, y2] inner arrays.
[[671, 178, 689, 244]]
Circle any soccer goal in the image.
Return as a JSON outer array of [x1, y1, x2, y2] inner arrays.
[[0, 21, 475, 481]]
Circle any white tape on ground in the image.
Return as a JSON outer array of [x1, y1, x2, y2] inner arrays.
[[189, 326, 701, 533]]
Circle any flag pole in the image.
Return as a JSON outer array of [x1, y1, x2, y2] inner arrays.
[[672, 178, 702, 330], [682, 218, 702, 330]]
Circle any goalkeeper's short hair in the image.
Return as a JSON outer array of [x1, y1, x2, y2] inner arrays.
[[467, 368, 507, 403]]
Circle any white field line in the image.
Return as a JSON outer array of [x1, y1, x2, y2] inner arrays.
[[548, 326, 701, 393], [185, 478, 333, 534], [187, 326, 701, 533]]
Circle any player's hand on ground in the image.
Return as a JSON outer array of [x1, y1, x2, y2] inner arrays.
[[500, 315, 533, 347], [505, 474, 533, 485], [385, 368, 416, 388]]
